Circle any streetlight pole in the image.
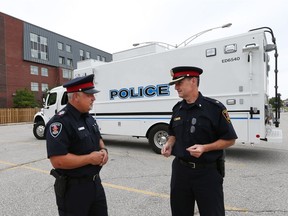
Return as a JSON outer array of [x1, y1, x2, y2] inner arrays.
[[133, 41, 177, 49], [132, 23, 232, 49], [176, 23, 232, 48]]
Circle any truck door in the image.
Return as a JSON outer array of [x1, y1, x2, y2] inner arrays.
[[43, 92, 59, 121], [58, 91, 68, 112], [44, 91, 67, 120]]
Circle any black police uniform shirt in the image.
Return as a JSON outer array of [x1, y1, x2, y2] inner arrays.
[[169, 92, 238, 163], [46, 103, 102, 177]]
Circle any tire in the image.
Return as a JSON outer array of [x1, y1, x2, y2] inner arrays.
[[148, 124, 169, 154], [33, 121, 46, 140]]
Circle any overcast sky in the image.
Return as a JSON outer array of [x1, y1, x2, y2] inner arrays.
[[1, 0, 287, 99]]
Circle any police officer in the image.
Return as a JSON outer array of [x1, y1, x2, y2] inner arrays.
[[161, 66, 238, 216], [46, 74, 108, 216]]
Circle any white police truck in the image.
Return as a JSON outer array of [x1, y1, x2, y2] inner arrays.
[[33, 27, 282, 154]]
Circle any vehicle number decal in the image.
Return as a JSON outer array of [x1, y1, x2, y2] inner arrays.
[[222, 57, 240, 63]]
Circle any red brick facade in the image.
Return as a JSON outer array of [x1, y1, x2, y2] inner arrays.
[[0, 13, 71, 108]]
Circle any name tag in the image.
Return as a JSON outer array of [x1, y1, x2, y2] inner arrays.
[[78, 126, 85, 131], [174, 117, 181, 121]]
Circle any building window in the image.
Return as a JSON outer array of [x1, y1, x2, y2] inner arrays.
[[30, 33, 38, 42], [59, 56, 65, 65], [30, 33, 38, 58], [31, 49, 38, 58], [40, 51, 48, 60], [101, 56, 106, 62], [31, 82, 39, 91], [67, 58, 73, 67], [86, 51, 90, 59], [80, 49, 85, 60], [63, 68, 72, 79], [40, 36, 48, 60], [41, 67, 48, 76], [30, 33, 48, 60], [66, 44, 72, 52], [58, 42, 63, 50], [41, 83, 49, 92], [30, 65, 38, 75]]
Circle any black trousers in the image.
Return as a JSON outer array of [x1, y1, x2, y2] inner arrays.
[[170, 158, 225, 216], [55, 176, 108, 216]]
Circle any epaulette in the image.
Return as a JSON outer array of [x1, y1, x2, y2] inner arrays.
[[172, 100, 183, 111], [56, 107, 67, 117], [203, 96, 225, 109]]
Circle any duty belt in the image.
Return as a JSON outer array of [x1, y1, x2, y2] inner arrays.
[[178, 158, 217, 169], [68, 174, 99, 184]]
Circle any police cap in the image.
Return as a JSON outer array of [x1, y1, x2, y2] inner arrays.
[[169, 66, 203, 85], [63, 74, 100, 94]]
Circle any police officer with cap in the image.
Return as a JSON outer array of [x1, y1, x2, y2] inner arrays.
[[46, 74, 109, 216], [162, 66, 238, 216]]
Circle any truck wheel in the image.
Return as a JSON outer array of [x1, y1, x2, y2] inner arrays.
[[33, 122, 46, 140], [148, 124, 169, 154]]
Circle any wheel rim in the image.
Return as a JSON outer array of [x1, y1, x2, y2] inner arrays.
[[36, 125, 45, 138], [154, 130, 168, 149]]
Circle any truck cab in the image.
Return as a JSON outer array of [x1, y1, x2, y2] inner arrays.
[[33, 86, 67, 139]]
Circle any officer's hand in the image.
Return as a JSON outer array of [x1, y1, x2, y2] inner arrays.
[[99, 149, 108, 166], [186, 144, 205, 158], [89, 151, 105, 165], [161, 144, 172, 157]]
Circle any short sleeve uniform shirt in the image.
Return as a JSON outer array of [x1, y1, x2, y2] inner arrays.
[[46, 103, 102, 177]]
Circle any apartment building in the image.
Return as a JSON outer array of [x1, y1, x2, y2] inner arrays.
[[0, 12, 112, 108]]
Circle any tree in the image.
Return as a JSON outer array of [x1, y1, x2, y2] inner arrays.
[[13, 88, 39, 108], [269, 95, 283, 110]]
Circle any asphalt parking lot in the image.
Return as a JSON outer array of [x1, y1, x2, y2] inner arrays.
[[0, 113, 288, 216]]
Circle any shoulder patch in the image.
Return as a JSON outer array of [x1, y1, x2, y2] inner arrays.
[[49, 122, 62, 138], [222, 109, 231, 123]]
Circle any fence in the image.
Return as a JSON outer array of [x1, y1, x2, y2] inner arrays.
[[0, 108, 40, 124]]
